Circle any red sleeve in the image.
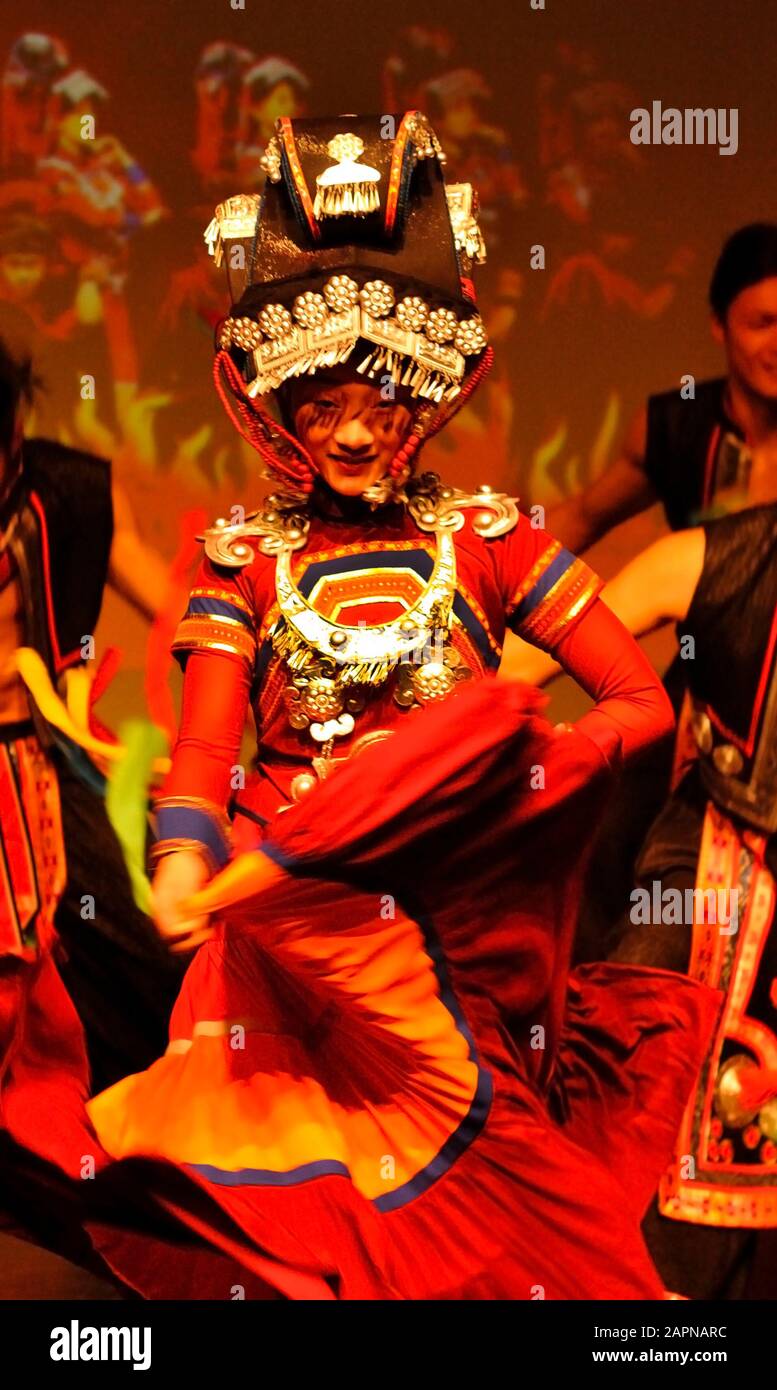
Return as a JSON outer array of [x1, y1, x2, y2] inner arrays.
[[171, 551, 257, 670], [166, 543, 260, 803], [491, 514, 671, 761], [153, 650, 252, 872], [553, 597, 674, 763], [153, 542, 258, 872], [492, 514, 603, 654], [164, 649, 251, 807]]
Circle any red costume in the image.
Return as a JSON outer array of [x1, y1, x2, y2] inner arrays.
[[0, 110, 720, 1300], [162, 495, 674, 839]]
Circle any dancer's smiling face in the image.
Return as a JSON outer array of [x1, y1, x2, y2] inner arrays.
[[287, 370, 414, 496], [715, 276, 777, 403]]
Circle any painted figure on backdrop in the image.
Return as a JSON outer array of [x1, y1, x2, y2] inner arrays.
[[0, 218, 75, 342], [157, 43, 260, 355], [159, 49, 311, 491], [192, 42, 254, 194], [381, 32, 525, 492], [0, 33, 69, 179], [422, 67, 525, 491], [0, 110, 720, 1302], [40, 67, 165, 416], [516, 40, 695, 511], [234, 58, 310, 187], [157, 52, 313, 496], [0, 41, 168, 453], [39, 69, 164, 241], [425, 68, 527, 248], [537, 40, 695, 338], [382, 25, 455, 113]]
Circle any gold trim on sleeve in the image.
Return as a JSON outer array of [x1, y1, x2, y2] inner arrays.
[[517, 562, 602, 651], [149, 837, 221, 877], [172, 615, 256, 665]]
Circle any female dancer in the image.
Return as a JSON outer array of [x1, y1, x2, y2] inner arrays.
[[2, 112, 718, 1300]]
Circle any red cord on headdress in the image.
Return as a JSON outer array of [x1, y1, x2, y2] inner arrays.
[[389, 345, 495, 474], [213, 350, 316, 490]]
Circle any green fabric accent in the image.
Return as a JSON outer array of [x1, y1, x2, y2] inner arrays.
[[105, 720, 168, 914]]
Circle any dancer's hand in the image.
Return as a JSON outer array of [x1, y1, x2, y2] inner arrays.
[[152, 850, 215, 953], [180, 850, 285, 917]]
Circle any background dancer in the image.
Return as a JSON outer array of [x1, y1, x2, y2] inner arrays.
[[0, 322, 183, 1097], [502, 487, 777, 1298]]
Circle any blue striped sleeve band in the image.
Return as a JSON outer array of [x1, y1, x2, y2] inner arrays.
[[154, 800, 231, 871]]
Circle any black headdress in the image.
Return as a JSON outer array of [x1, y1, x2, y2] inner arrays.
[[206, 110, 490, 490]]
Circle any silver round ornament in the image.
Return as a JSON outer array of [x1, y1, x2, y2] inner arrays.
[[454, 316, 487, 355], [258, 304, 293, 340], [425, 308, 458, 344], [292, 292, 328, 329], [360, 280, 395, 318], [323, 275, 359, 311], [395, 296, 430, 332]]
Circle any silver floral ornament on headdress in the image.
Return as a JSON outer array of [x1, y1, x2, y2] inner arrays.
[[406, 111, 446, 165], [292, 291, 328, 329], [323, 275, 360, 312], [259, 136, 282, 183], [454, 316, 488, 355], [359, 280, 395, 318], [231, 316, 264, 351], [395, 296, 430, 332], [425, 307, 458, 344], [314, 133, 382, 219], [258, 304, 293, 339]]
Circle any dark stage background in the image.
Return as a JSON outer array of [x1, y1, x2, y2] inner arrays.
[[1, 0, 776, 722]]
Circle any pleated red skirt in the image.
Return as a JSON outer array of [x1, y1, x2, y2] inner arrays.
[[2, 681, 721, 1298]]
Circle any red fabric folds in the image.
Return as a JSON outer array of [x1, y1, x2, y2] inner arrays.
[[0, 679, 719, 1299], [552, 962, 723, 1217], [0, 953, 90, 1164]]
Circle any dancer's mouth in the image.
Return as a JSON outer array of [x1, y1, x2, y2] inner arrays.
[[328, 453, 378, 472]]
